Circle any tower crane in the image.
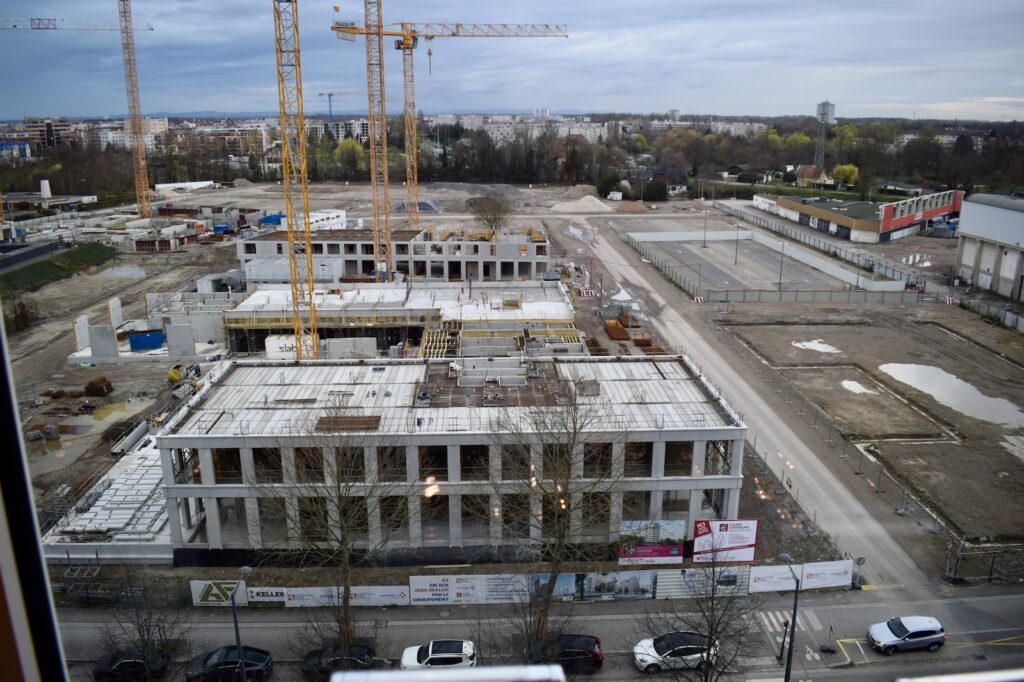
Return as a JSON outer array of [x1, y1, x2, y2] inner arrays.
[[317, 90, 358, 130], [332, 14, 566, 244], [1, 11, 155, 218], [273, 0, 319, 358]]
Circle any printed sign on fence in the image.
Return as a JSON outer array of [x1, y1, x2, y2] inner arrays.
[[190, 580, 247, 607], [247, 586, 287, 603], [692, 519, 758, 563], [748, 560, 853, 593], [618, 544, 685, 566], [284, 585, 411, 607]]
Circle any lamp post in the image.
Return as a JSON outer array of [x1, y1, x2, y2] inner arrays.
[[778, 553, 800, 682], [702, 210, 709, 248], [778, 242, 787, 290], [231, 565, 252, 682], [734, 224, 740, 265]]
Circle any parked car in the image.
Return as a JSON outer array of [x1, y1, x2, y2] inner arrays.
[[633, 631, 718, 674], [302, 640, 377, 681], [93, 649, 169, 681], [868, 616, 946, 655], [400, 640, 476, 669], [185, 645, 273, 682], [530, 634, 604, 675]]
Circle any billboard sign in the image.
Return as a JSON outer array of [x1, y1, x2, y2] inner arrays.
[[246, 586, 287, 603], [748, 560, 853, 593], [692, 519, 758, 563], [190, 580, 247, 607], [618, 544, 685, 566]]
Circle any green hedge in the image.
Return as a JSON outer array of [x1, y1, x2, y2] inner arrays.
[[0, 242, 117, 298]]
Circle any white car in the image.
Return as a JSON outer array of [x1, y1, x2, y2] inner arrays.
[[400, 640, 477, 669], [633, 631, 718, 674]]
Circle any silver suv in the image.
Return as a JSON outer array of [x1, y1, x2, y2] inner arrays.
[[868, 616, 945, 655]]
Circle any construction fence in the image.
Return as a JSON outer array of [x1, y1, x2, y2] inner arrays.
[[959, 297, 1024, 334]]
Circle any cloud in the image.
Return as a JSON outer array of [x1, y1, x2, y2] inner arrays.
[[1, 0, 1023, 120]]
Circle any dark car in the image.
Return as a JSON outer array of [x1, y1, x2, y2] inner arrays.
[[302, 641, 377, 681], [530, 635, 604, 675], [186, 645, 273, 682], [93, 649, 169, 681]]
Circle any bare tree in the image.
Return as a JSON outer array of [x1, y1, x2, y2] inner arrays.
[[488, 373, 624, 645], [634, 545, 761, 681], [469, 195, 512, 231], [256, 424, 413, 654], [100, 571, 193, 681]]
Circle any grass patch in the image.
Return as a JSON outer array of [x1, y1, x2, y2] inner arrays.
[[0, 242, 117, 298]]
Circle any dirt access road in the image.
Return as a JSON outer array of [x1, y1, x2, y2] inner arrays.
[[576, 224, 930, 589]]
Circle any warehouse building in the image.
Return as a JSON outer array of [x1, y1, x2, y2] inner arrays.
[[955, 194, 1024, 300], [754, 190, 963, 243], [238, 224, 550, 284], [155, 355, 745, 558]]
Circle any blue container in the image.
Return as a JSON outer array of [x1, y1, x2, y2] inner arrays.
[[213, 223, 230, 234], [259, 213, 283, 225], [128, 329, 166, 352]]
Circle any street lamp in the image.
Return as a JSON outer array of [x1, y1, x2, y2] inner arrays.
[[231, 565, 252, 682], [778, 242, 787, 290], [777, 553, 800, 682], [734, 224, 740, 266], [702, 210, 709, 248]]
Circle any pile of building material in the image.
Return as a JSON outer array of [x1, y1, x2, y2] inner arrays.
[[617, 200, 649, 213], [84, 377, 114, 397], [605, 319, 630, 340], [552, 195, 613, 213], [559, 184, 598, 200]]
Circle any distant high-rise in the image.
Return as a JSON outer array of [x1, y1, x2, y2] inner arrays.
[[533, 107, 550, 120], [814, 100, 835, 167]]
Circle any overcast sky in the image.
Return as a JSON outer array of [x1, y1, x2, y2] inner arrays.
[[2, 0, 1022, 121]]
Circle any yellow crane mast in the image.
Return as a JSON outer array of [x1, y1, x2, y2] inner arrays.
[[362, 0, 393, 282], [273, 0, 319, 358], [331, 15, 567, 236], [117, 0, 151, 219]]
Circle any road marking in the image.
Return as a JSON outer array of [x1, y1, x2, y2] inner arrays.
[[860, 583, 905, 591], [949, 633, 1024, 650]]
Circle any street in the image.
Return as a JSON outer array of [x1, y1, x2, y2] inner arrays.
[[59, 584, 1024, 680]]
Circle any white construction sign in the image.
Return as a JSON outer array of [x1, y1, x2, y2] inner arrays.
[[692, 519, 758, 563], [748, 560, 854, 593], [190, 580, 247, 607], [409, 574, 529, 605]]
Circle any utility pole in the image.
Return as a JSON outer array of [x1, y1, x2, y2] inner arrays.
[[778, 242, 787, 290], [702, 210, 708, 248], [734, 224, 740, 265]]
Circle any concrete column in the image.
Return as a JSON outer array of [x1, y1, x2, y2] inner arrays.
[[530, 493, 543, 542], [687, 491, 703, 539], [724, 487, 740, 519], [651, 441, 666, 478], [971, 239, 983, 285], [166, 496, 183, 547], [199, 448, 215, 485], [408, 496, 422, 546], [364, 446, 378, 484], [649, 491, 663, 521], [611, 442, 625, 480], [570, 444, 584, 480], [74, 315, 90, 352], [691, 441, 706, 477], [282, 447, 297, 484], [108, 297, 123, 327], [240, 448, 255, 485], [488, 445, 501, 483], [406, 446, 419, 483], [530, 443, 542, 479], [609, 492, 623, 540], [729, 439, 744, 476], [569, 493, 583, 541], [204, 497, 222, 549], [285, 497, 301, 547], [448, 494, 462, 547], [367, 495, 383, 546], [489, 493, 502, 543], [447, 445, 461, 482], [245, 498, 262, 549]]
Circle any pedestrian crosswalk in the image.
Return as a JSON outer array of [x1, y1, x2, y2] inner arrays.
[[756, 608, 823, 644]]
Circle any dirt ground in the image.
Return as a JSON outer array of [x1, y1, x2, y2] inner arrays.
[[718, 309, 1024, 542], [9, 241, 240, 504]]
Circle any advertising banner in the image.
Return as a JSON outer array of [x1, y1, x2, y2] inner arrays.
[[748, 560, 853, 593], [190, 580, 247, 607], [618, 544, 685, 566], [692, 519, 758, 563], [246, 586, 287, 603], [621, 519, 688, 542], [653, 567, 749, 599], [284, 585, 412, 607], [410, 575, 529, 605], [285, 586, 338, 608], [482, 574, 529, 604]]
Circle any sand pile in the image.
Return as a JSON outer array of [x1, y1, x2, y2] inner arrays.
[[617, 201, 649, 213], [232, 178, 254, 187], [559, 184, 598, 200], [551, 195, 613, 213]]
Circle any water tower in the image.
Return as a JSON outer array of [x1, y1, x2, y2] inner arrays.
[[814, 100, 835, 167]]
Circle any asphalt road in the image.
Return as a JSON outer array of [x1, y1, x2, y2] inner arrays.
[[59, 585, 1024, 680], [588, 229, 929, 590]]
